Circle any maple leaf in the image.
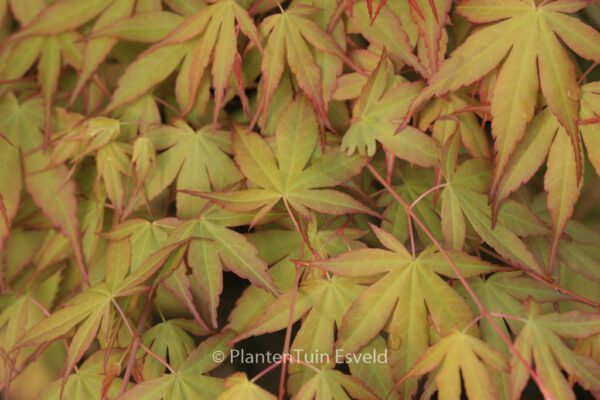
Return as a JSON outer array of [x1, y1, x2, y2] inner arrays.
[[511, 301, 600, 400], [227, 219, 366, 334], [119, 331, 234, 400], [348, 336, 400, 400], [342, 54, 440, 167], [142, 319, 207, 379], [218, 372, 276, 400], [417, 92, 491, 159], [377, 166, 442, 245], [143, 121, 243, 218], [441, 158, 547, 272], [407, 330, 508, 400], [45, 350, 123, 400], [168, 211, 279, 328], [347, 0, 427, 77], [0, 0, 126, 138], [410, 0, 600, 188], [0, 273, 60, 388], [310, 224, 499, 398], [293, 367, 378, 400], [492, 102, 597, 271], [71, 3, 177, 103], [461, 272, 568, 396], [184, 97, 375, 224], [15, 239, 188, 382], [107, 0, 261, 119], [256, 4, 350, 126], [49, 116, 133, 218], [235, 276, 364, 392], [0, 136, 20, 251]]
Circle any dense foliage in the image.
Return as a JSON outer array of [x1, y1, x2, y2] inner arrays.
[[2, 0, 600, 399]]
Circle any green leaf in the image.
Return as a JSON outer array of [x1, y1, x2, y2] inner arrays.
[[408, 330, 508, 400], [145, 122, 243, 217], [294, 368, 378, 400], [219, 372, 276, 400], [511, 302, 600, 400], [187, 98, 373, 221], [311, 225, 479, 397]]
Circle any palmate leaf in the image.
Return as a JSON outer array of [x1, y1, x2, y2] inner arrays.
[[442, 158, 547, 273], [492, 102, 597, 269], [293, 368, 378, 400], [256, 3, 349, 125], [377, 166, 442, 245], [143, 121, 243, 217], [348, 336, 400, 400], [142, 319, 207, 379], [119, 331, 234, 400], [107, 0, 260, 118], [0, 0, 125, 134], [417, 91, 491, 158], [342, 53, 440, 166], [411, 0, 452, 75], [186, 97, 375, 223], [227, 221, 366, 334], [0, 137, 20, 251], [50, 116, 133, 217], [235, 276, 363, 392], [103, 218, 172, 274], [219, 372, 276, 400], [15, 238, 189, 380], [310, 225, 499, 398], [408, 330, 508, 400], [411, 0, 600, 189], [580, 82, 600, 176], [46, 350, 122, 400], [511, 301, 600, 400], [347, 0, 427, 77], [3, 0, 600, 398], [168, 211, 279, 328], [17, 283, 113, 378], [461, 272, 568, 397], [70, 0, 171, 102]]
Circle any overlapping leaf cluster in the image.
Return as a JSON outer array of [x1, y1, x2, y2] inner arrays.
[[2, 0, 600, 399]]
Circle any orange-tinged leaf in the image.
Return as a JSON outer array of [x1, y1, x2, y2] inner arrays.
[[411, 0, 452, 74], [257, 7, 346, 123], [69, 0, 134, 102], [544, 10, 600, 62], [294, 368, 378, 400], [580, 82, 600, 177], [458, 0, 532, 23], [18, 284, 111, 348], [107, 44, 187, 112], [25, 150, 86, 282], [537, 15, 581, 179], [0, 140, 20, 251], [349, 0, 427, 77], [219, 372, 276, 399], [510, 302, 600, 400], [89, 11, 183, 43], [276, 95, 318, 189], [544, 128, 582, 270], [409, 331, 508, 400], [9, 0, 114, 39], [492, 109, 558, 211], [489, 19, 538, 188]]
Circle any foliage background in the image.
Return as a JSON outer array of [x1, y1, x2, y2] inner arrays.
[[2, 0, 600, 399]]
